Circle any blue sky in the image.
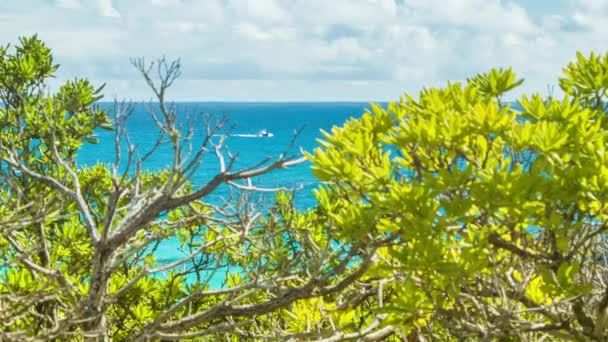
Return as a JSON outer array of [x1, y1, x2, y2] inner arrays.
[[0, 0, 606, 101]]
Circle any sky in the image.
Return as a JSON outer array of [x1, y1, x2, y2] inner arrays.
[[0, 0, 606, 101]]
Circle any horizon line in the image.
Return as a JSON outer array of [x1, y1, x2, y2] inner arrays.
[[96, 100, 389, 103], [95, 98, 519, 104]]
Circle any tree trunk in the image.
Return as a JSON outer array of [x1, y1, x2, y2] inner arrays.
[[83, 245, 112, 341]]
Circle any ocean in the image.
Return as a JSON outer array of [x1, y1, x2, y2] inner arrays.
[[79, 102, 374, 208], [78, 102, 374, 273]]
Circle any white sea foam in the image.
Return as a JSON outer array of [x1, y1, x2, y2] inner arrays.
[[213, 134, 273, 138], [230, 134, 264, 138]]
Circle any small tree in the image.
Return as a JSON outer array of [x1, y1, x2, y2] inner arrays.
[[0, 36, 387, 341], [308, 52, 608, 339]]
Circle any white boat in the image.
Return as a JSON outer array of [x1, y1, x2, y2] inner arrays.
[[258, 129, 274, 137]]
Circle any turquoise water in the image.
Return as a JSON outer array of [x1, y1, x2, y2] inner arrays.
[[79, 102, 374, 208], [77, 102, 373, 278]]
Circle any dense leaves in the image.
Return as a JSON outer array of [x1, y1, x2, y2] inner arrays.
[[4, 34, 608, 341], [0, 36, 381, 341], [308, 52, 608, 339]]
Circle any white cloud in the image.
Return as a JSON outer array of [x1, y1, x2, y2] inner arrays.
[[578, 0, 608, 11], [234, 22, 293, 41], [0, 0, 606, 100], [405, 0, 538, 33], [163, 21, 208, 34], [149, 0, 181, 6], [229, 0, 291, 24], [97, 0, 120, 17], [56, 0, 81, 9]]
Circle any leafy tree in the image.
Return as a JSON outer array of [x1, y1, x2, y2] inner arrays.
[[0, 36, 388, 341], [8, 34, 608, 342], [308, 52, 608, 339]]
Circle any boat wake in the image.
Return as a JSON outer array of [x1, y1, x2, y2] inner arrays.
[[214, 129, 274, 138], [213, 134, 270, 138], [230, 134, 266, 138]]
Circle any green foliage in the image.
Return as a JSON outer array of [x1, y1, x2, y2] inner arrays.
[[560, 51, 608, 110], [6, 34, 608, 341], [468, 67, 524, 101], [309, 51, 608, 339], [0, 35, 379, 342]]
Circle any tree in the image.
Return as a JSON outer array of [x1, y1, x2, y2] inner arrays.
[[9, 34, 608, 342], [0, 36, 390, 341], [308, 52, 608, 339]]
